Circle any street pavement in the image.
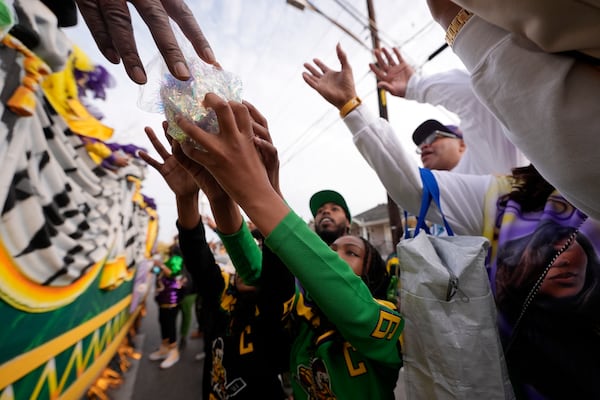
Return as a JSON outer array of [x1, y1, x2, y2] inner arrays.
[[108, 292, 206, 400]]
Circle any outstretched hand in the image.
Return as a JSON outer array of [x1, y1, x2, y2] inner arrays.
[[75, 0, 217, 84], [302, 43, 357, 110], [176, 93, 289, 235], [370, 47, 415, 98], [139, 122, 228, 202], [139, 123, 199, 198]]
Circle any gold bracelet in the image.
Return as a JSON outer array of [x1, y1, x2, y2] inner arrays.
[[339, 96, 361, 118], [445, 9, 473, 47]]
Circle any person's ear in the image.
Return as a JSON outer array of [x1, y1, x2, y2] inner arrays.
[[458, 140, 466, 154]]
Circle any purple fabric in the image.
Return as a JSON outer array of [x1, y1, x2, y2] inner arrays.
[[106, 142, 147, 157], [143, 195, 157, 210], [75, 65, 116, 100], [155, 275, 182, 306], [490, 191, 600, 399]]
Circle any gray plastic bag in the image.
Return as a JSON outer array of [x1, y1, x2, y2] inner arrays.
[[398, 232, 514, 399], [397, 168, 514, 399]]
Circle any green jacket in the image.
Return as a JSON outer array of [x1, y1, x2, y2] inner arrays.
[[263, 211, 404, 399]]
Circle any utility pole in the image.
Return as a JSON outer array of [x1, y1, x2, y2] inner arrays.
[[287, 0, 404, 249], [366, 0, 403, 249]]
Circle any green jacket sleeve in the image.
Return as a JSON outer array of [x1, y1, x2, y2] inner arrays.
[[218, 222, 262, 286], [265, 211, 403, 365]]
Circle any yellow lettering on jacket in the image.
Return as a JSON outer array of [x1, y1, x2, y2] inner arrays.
[[371, 309, 401, 340], [343, 342, 367, 376], [239, 325, 254, 355]]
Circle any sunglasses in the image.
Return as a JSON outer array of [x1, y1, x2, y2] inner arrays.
[[415, 130, 459, 154]]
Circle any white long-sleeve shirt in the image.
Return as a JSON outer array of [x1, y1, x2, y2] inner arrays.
[[452, 16, 600, 220], [344, 104, 494, 236], [451, 0, 600, 59]]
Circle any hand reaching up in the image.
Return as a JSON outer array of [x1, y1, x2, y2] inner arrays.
[[302, 43, 358, 111], [139, 123, 199, 198], [176, 93, 289, 236], [369, 47, 415, 98]]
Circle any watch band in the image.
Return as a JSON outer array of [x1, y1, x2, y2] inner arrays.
[[445, 9, 473, 47]]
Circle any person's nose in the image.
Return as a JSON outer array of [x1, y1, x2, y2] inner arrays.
[[417, 143, 431, 154]]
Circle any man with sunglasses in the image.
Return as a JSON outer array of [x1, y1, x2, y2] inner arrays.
[[303, 44, 527, 177], [412, 119, 465, 171]]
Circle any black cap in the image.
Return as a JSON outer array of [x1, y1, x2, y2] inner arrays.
[[412, 119, 462, 146]]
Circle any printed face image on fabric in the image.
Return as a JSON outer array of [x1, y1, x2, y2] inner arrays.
[[491, 194, 600, 400]]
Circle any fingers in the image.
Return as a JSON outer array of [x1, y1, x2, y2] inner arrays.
[[377, 81, 395, 93], [138, 150, 160, 169], [144, 126, 172, 160], [175, 117, 211, 153], [373, 48, 387, 68], [76, 0, 214, 84], [253, 135, 278, 163], [243, 100, 267, 129], [202, 93, 241, 141], [335, 43, 350, 72], [162, 0, 217, 66], [313, 59, 330, 75], [139, 128, 163, 170], [99, 0, 149, 84], [369, 62, 386, 80], [179, 139, 205, 165], [302, 62, 323, 91], [302, 72, 320, 92], [381, 47, 397, 66], [75, 0, 119, 63], [170, 140, 185, 161], [162, 121, 174, 145], [171, 140, 196, 171], [251, 121, 271, 143], [303, 61, 322, 78], [230, 102, 253, 141], [243, 100, 272, 143], [392, 47, 404, 64], [175, 93, 241, 162], [129, 0, 190, 82]]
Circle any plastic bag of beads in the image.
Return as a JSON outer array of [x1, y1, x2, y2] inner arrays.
[[138, 30, 242, 146]]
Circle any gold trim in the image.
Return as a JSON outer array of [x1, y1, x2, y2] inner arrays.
[[60, 306, 140, 400], [0, 296, 132, 388]]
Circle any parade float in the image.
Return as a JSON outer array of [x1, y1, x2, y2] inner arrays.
[[0, 6, 158, 398]]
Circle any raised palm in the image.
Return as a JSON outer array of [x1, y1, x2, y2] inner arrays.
[[140, 122, 223, 201], [302, 43, 357, 109], [369, 47, 415, 98]]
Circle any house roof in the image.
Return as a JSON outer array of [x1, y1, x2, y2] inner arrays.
[[352, 203, 389, 223]]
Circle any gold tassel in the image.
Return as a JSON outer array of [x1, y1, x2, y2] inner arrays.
[[85, 317, 144, 399], [2, 34, 50, 116]]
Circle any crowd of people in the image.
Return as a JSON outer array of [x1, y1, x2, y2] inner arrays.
[[4, 0, 599, 399]]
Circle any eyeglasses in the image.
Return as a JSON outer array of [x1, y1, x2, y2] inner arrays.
[[415, 130, 459, 154]]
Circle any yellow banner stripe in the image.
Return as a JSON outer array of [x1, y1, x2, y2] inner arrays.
[[0, 295, 131, 388], [59, 305, 141, 400], [0, 238, 106, 312]]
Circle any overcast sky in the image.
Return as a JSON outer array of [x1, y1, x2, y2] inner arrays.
[[63, 0, 466, 243]]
